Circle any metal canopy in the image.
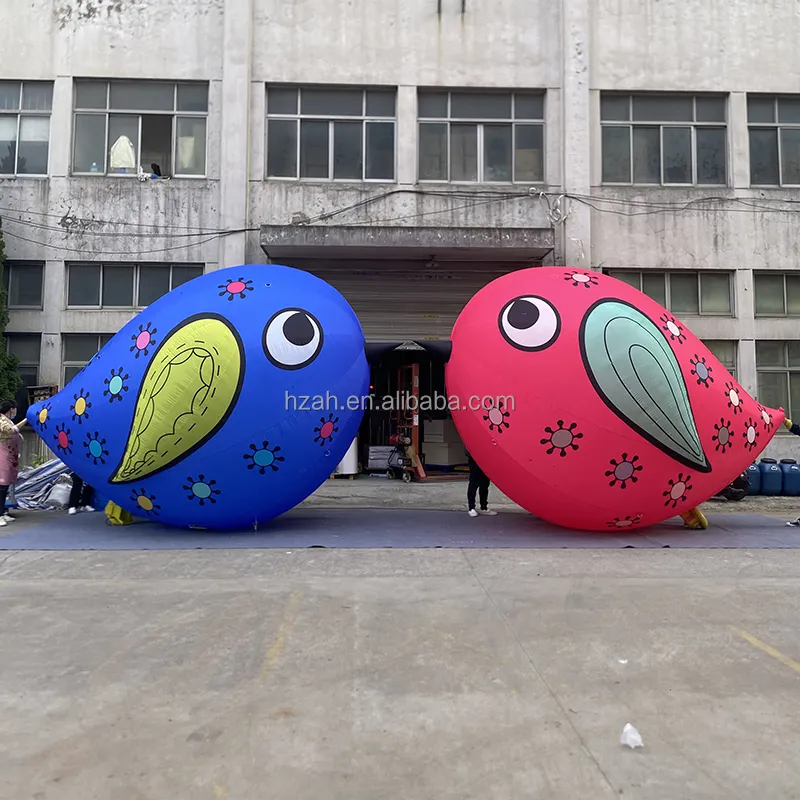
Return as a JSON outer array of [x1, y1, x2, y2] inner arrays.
[[260, 224, 555, 262]]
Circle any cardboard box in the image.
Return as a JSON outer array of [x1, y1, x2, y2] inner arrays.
[[423, 419, 462, 444], [422, 442, 466, 466]]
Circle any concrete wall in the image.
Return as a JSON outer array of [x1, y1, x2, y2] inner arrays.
[[593, 0, 800, 92], [251, 0, 561, 87], [4, 0, 225, 81], [3, 0, 800, 460]]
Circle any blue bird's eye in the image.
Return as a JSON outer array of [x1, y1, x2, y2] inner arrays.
[[498, 295, 561, 352], [263, 308, 324, 370]]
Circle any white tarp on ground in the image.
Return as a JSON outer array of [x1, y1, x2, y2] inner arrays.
[[13, 459, 72, 510]]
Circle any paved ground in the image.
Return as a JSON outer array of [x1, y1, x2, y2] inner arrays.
[[4, 548, 800, 799], [307, 473, 800, 520], [4, 480, 800, 799]]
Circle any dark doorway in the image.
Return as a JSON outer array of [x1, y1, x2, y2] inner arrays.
[[358, 346, 458, 473]]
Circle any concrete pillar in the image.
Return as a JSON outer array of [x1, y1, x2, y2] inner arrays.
[[38, 258, 65, 386], [729, 92, 750, 189], [49, 76, 73, 178], [38, 74, 71, 386], [39, 333, 61, 387], [739, 337, 757, 398], [736, 267, 757, 396], [396, 86, 417, 186], [217, 0, 254, 270], [560, 0, 591, 270]]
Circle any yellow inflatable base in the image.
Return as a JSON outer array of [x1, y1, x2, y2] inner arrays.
[[105, 501, 134, 526], [680, 507, 709, 530]]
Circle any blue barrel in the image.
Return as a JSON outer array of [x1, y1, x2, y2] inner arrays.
[[746, 462, 762, 495], [780, 459, 800, 496], [760, 458, 783, 496]]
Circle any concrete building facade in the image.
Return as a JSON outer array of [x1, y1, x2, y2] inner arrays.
[[3, 0, 800, 460]]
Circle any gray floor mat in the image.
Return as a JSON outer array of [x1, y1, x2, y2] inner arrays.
[[0, 509, 797, 550]]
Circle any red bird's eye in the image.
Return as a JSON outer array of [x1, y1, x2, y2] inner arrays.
[[498, 296, 561, 352]]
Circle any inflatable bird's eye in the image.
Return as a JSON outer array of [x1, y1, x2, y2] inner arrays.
[[263, 308, 324, 369], [498, 296, 561, 352]]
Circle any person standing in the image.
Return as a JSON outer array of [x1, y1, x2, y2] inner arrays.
[[0, 400, 27, 526], [68, 473, 96, 515], [466, 450, 497, 517]]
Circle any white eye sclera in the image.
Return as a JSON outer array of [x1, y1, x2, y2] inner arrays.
[[263, 308, 323, 370], [498, 296, 561, 352]]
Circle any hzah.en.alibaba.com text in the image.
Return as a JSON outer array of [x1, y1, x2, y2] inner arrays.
[[285, 391, 515, 412]]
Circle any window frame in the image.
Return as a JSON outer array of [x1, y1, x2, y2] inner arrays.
[[755, 340, 800, 425], [747, 95, 800, 187], [0, 80, 53, 177], [265, 85, 398, 183], [62, 333, 113, 387], [2, 260, 44, 309], [753, 271, 800, 317], [65, 262, 205, 310], [600, 92, 728, 187], [702, 339, 738, 378], [603, 269, 735, 316], [416, 89, 546, 185], [6, 333, 42, 387], [71, 79, 209, 179]]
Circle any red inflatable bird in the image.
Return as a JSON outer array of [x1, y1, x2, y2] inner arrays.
[[444, 267, 783, 531]]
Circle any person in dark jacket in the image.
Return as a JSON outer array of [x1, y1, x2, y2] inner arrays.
[[465, 450, 497, 517]]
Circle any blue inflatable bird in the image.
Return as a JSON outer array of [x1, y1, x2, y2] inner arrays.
[[26, 264, 371, 530]]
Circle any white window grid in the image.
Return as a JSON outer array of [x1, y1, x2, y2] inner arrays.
[[265, 86, 397, 183], [0, 80, 52, 177], [3, 261, 44, 309], [604, 269, 735, 316], [753, 271, 800, 316], [747, 95, 800, 187], [416, 90, 546, 185], [755, 341, 800, 423], [65, 263, 204, 309], [71, 80, 208, 178], [600, 94, 728, 187], [702, 339, 738, 377], [62, 333, 113, 386], [6, 333, 41, 385]]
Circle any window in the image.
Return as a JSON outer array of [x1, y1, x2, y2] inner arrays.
[[604, 270, 733, 315], [3, 261, 43, 308], [66, 262, 204, 308], [0, 81, 52, 176], [756, 341, 800, 422], [417, 90, 544, 183], [6, 334, 40, 387], [753, 272, 800, 316], [62, 334, 113, 385], [72, 80, 208, 177], [600, 93, 727, 186], [266, 85, 396, 181], [703, 340, 737, 378], [747, 95, 800, 186]]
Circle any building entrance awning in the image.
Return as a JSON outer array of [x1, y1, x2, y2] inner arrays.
[[259, 224, 555, 262]]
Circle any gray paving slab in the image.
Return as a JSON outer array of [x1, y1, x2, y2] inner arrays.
[[5, 549, 800, 798]]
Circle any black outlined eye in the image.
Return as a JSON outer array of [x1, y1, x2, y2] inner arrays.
[[263, 308, 323, 370], [498, 296, 561, 352]]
